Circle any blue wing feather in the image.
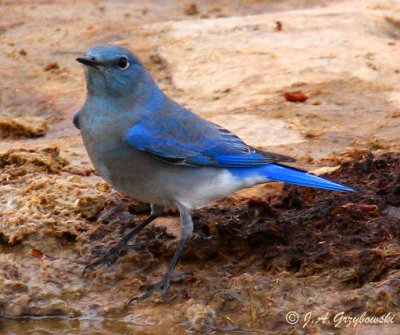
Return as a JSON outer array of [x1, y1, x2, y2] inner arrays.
[[124, 102, 294, 168]]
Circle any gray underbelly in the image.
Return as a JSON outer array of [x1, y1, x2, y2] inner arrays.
[[85, 141, 243, 208]]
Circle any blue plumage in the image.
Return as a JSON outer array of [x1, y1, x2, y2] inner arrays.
[[124, 94, 294, 167], [125, 120, 288, 167], [230, 164, 354, 192], [76, 44, 355, 301]]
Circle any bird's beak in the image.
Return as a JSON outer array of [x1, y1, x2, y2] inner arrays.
[[76, 56, 101, 68]]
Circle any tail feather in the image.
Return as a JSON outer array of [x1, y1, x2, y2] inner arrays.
[[260, 163, 354, 192]]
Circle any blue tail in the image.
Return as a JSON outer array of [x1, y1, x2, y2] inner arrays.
[[257, 163, 354, 192]]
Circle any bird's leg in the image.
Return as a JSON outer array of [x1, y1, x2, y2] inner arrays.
[[128, 203, 193, 304], [83, 204, 164, 275]]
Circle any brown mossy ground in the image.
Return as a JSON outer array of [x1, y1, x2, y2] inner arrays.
[[0, 116, 48, 139], [1, 147, 399, 333], [0, 146, 104, 244]]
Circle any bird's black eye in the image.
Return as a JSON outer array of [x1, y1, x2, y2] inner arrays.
[[117, 56, 129, 70]]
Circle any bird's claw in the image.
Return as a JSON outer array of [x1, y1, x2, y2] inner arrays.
[[127, 276, 171, 305], [82, 243, 125, 276]]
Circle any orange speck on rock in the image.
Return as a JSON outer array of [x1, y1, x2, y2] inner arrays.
[[284, 91, 308, 103], [184, 3, 199, 15], [31, 249, 44, 259], [341, 203, 379, 212], [44, 62, 59, 72]]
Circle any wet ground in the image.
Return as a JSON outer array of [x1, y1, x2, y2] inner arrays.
[[1, 0, 400, 334]]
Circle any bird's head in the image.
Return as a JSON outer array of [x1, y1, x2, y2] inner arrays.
[[76, 44, 147, 98]]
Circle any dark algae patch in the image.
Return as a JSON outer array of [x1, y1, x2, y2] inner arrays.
[[1, 151, 400, 333]]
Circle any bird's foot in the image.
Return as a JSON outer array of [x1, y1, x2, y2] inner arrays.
[[128, 275, 172, 304], [127, 272, 193, 304], [82, 241, 126, 276]]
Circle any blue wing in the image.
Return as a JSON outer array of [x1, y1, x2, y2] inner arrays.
[[124, 104, 294, 168]]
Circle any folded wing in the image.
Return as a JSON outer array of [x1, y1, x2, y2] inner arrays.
[[124, 106, 294, 168]]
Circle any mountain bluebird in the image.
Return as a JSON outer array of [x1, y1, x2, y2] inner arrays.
[[75, 44, 353, 302]]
